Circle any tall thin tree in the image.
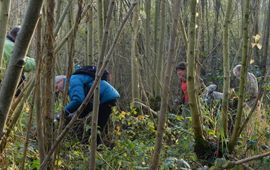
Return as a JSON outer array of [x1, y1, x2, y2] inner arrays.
[[229, 0, 250, 153], [131, 1, 140, 104], [43, 0, 55, 169], [221, 0, 233, 138], [0, 0, 11, 65], [89, 1, 115, 169], [187, 0, 205, 153], [150, 0, 181, 169]]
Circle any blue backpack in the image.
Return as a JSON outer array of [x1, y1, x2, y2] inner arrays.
[[73, 65, 109, 81]]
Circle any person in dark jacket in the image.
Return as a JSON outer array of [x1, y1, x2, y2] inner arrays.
[[55, 72, 120, 137]]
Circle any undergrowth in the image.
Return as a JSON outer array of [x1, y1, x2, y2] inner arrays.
[[3, 100, 270, 169]]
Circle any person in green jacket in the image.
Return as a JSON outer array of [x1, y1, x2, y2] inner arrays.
[[2, 26, 36, 96]]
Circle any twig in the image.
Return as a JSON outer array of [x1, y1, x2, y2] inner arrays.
[[20, 95, 34, 170], [133, 100, 158, 116], [227, 155, 255, 170], [96, 151, 114, 170], [223, 151, 270, 169]]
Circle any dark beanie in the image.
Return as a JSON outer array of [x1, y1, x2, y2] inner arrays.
[[7, 26, 21, 42], [176, 62, 186, 70]]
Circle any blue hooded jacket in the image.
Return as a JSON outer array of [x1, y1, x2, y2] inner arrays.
[[65, 74, 120, 115]]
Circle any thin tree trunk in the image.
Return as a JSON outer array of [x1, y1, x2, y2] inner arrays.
[[86, 5, 93, 65], [43, 0, 55, 169], [20, 94, 34, 170], [0, 0, 11, 65], [210, 0, 221, 71], [89, 1, 115, 169], [144, 0, 151, 93], [54, 1, 82, 168], [154, 0, 165, 97], [0, 0, 43, 138], [221, 0, 233, 138], [55, 0, 62, 24], [131, 2, 140, 104], [205, 0, 210, 53], [187, 0, 205, 150], [54, 0, 72, 36], [261, 0, 270, 69], [150, 0, 181, 169], [153, 0, 160, 96], [97, 0, 103, 53], [251, 0, 260, 62], [34, 19, 46, 162], [229, 0, 250, 153]]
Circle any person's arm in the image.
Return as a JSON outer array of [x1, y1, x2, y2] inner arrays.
[[65, 76, 86, 113], [23, 56, 36, 72], [99, 80, 120, 104], [3, 39, 36, 72]]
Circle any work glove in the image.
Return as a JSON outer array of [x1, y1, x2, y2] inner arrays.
[[66, 112, 75, 119], [54, 112, 61, 123]]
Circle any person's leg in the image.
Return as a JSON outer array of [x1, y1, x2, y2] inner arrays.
[[97, 100, 116, 144], [98, 100, 116, 131]]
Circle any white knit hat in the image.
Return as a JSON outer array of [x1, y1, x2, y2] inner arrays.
[[55, 75, 66, 84]]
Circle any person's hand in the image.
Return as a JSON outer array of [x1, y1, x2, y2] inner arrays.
[[53, 112, 61, 122], [66, 112, 75, 119]]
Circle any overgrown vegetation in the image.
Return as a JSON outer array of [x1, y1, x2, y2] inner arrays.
[[2, 96, 270, 169], [1, 0, 270, 169]]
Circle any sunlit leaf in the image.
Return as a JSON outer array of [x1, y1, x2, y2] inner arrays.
[[257, 43, 262, 49], [253, 34, 261, 42]]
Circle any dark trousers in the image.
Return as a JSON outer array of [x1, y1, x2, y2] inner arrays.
[[81, 99, 117, 144], [98, 100, 116, 131]]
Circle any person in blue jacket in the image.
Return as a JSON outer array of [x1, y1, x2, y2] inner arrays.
[[55, 68, 120, 134]]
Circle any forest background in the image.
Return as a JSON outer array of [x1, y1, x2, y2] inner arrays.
[[0, 0, 270, 169]]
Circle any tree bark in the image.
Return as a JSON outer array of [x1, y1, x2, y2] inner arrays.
[[261, 0, 270, 69], [187, 0, 206, 156], [89, 1, 114, 169], [153, 0, 160, 96], [43, 0, 55, 169], [54, 0, 72, 36], [150, 0, 181, 169], [131, 1, 140, 104], [251, 0, 260, 62], [154, 0, 165, 97], [86, 5, 93, 65], [221, 0, 233, 138], [20, 94, 34, 170], [34, 19, 46, 162], [0, 0, 11, 65], [144, 0, 151, 93], [229, 0, 250, 153]]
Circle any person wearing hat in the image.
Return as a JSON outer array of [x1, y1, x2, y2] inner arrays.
[[232, 64, 258, 107], [3, 26, 36, 73], [55, 68, 120, 143], [2, 26, 36, 96]]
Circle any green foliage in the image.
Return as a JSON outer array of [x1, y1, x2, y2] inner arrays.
[[161, 157, 191, 170], [4, 100, 270, 169]]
